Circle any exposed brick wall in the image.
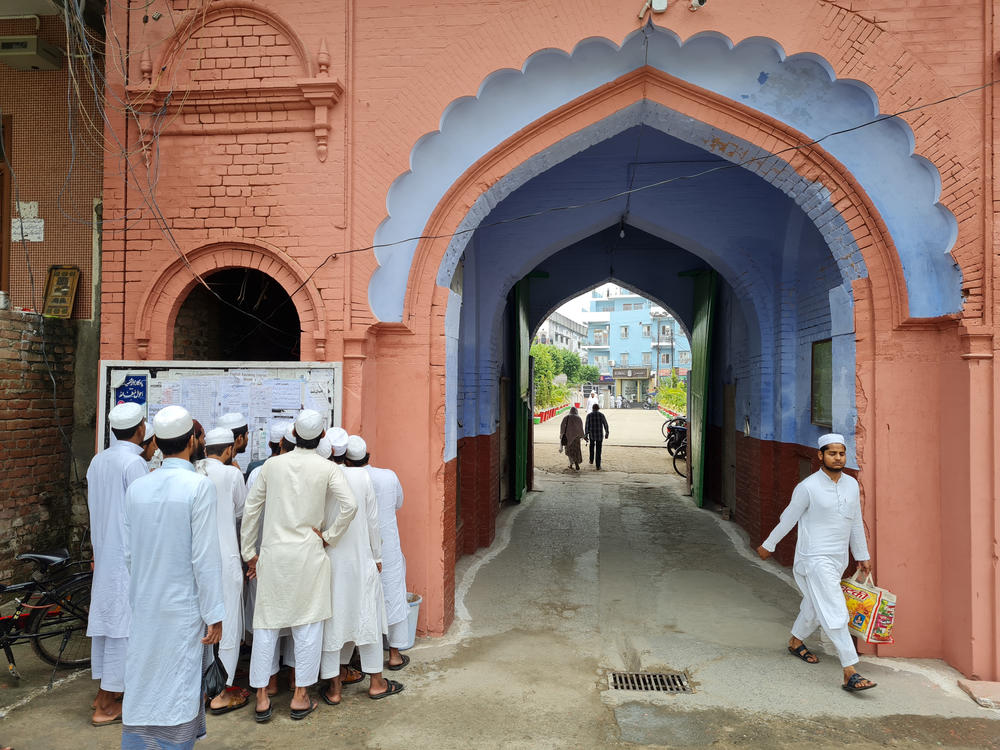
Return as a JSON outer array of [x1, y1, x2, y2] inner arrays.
[[171, 284, 224, 360], [0, 311, 84, 584], [457, 431, 501, 557]]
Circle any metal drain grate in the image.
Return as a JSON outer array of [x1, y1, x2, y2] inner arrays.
[[609, 671, 693, 693]]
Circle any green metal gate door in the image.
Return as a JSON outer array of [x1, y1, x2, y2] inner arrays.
[[686, 270, 717, 508]]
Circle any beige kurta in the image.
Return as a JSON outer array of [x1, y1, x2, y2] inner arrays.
[[240, 447, 358, 629]]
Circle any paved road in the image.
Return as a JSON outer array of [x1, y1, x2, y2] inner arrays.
[[1, 469, 996, 749]]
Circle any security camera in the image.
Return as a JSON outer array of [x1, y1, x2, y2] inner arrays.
[[638, 0, 668, 19], [689, 0, 707, 9]]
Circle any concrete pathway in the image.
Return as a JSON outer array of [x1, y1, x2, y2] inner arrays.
[[1, 469, 997, 749]]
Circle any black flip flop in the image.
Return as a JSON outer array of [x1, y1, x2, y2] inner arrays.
[[842, 673, 877, 692], [254, 701, 273, 723], [320, 688, 341, 706], [385, 653, 410, 671], [290, 700, 318, 720], [369, 679, 404, 700], [787, 643, 819, 664]]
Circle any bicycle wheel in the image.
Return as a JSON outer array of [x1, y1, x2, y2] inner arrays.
[[662, 420, 670, 440], [673, 445, 688, 478], [27, 575, 92, 668]]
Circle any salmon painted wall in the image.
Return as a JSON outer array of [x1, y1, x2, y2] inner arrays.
[[100, 1, 998, 678]]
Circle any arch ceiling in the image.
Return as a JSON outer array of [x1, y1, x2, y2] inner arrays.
[[369, 27, 959, 322]]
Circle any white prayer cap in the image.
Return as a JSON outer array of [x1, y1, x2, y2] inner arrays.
[[205, 427, 235, 447], [268, 422, 286, 444], [295, 409, 325, 441], [328, 427, 349, 456], [109, 402, 144, 430], [218, 412, 248, 430], [153, 405, 193, 440], [283, 424, 297, 445], [818, 433, 846, 449], [345, 435, 367, 461], [316, 437, 332, 459]]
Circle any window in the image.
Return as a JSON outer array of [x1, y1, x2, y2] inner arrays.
[[620, 326, 629, 339], [642, 352, 651, 365], [642, 324, 651, 337], [811, 339, 833, 427], [660, 325, 671, 336], [620, 353, 629, 366], [660, 353, 670, 364]]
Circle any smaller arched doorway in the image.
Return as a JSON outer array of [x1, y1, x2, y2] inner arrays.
[[172, 268, 301, 361]]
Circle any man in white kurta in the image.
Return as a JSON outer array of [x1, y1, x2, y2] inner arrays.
[[757, 433, 877, 692], [240, 409, 358, 721], [321, 436, 402, 703], [86, 402, 149, 726], [121, 406, 224, 749], [366, 458, 410, 670], [200, 427, 249, 713]]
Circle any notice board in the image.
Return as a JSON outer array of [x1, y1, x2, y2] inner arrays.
[[98, 361, 343, 465]]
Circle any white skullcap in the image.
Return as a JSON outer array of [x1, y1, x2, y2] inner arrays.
[[153, 405, 194, 440], [345, 435, 367, 461], [109, 402, 144, 430], [295, 409, 325, 441], [218, 412, 248, 430], [283, 424, 297, 445], [316, 436, 332, 459], [205, 427, 235, 446], [269, 422, 286, 443], [818, 433, 846, 449], [328, 427, 349, 456]]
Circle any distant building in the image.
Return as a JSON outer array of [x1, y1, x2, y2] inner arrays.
[[580, 286, 690, 400], [534, 311, 587, 353]]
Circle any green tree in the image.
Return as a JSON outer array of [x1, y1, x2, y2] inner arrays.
[[579, 364, 600, 384], [530, 343, 557, 407], [558, 349, 582, 382]]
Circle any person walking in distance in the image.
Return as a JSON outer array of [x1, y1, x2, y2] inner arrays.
[[86, 402, 149, 727], [756, 434, 877, 692], [558, 407, 585, 471], [584, 404, 609, 470]]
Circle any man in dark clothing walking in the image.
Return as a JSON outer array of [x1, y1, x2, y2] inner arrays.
[[584, 404, 610, 470]]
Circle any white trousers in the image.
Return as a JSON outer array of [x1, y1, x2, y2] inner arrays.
[[91, 635, 127, 692], [387, 619, 409, 649], [320, 641, 382, 678], [792, 570, 858, 668], [249, 622, 322, 688], [218, 645, 239, 688]]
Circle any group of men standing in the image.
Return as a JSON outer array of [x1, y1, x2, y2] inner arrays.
[[86, 401, 411, 747]]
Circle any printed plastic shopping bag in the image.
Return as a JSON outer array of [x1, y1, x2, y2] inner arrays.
[[840, 572, 896, 644]]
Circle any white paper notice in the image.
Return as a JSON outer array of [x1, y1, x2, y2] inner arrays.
[[220, 381, 251, 416], [181, 378, 218, 427], [305, 381, 329, 415], [268, 379, 302, 410]]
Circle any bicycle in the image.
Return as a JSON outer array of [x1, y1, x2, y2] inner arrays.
[[673, 435, 688, 478], [662, 416, 687, 451], [1, 549, 92, 679]]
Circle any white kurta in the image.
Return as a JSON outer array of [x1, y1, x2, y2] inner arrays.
[[761, 469, 870, 630], [240, 447, 358, 630], [123, 458, 225, 727], [86, 441, 148, 639], [366, 465, 408, 626], [323, 466, 385, 652], [201, 458, 247, 661]]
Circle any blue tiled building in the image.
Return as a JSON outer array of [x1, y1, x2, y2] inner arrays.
[[580, 286, 690, 402]]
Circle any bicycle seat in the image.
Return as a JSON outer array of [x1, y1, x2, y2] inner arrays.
[[16, 549, 70, 569]]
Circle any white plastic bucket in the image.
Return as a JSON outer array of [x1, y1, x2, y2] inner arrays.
[[399, 592, 421, 651]]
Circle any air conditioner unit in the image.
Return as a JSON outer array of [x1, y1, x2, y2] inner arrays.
[[0, 36, 62, 71]]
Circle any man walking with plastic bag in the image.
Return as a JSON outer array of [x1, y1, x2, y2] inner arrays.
[[756, 434, 877, 692]]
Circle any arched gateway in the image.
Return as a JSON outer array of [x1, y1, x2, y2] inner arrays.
[[361, 28, 996, 683]]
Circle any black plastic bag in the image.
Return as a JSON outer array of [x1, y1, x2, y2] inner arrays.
[[202, 643, 228, 698]]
